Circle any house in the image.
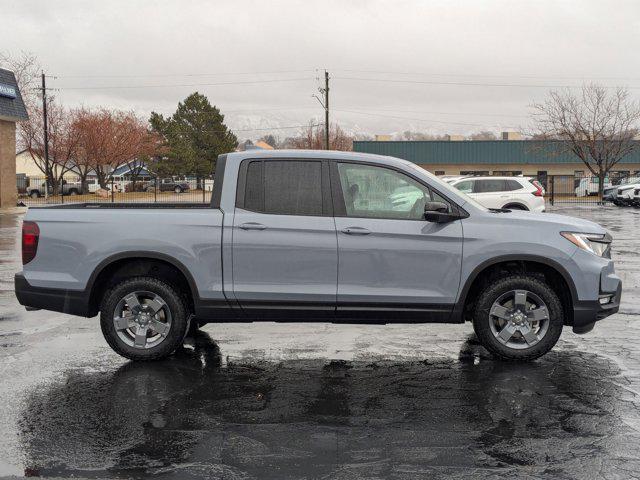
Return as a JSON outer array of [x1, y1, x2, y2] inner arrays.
[[16, 149, 82, 181], [111, 161, 153, 180]]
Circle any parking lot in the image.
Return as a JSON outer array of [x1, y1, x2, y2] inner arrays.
[[0, 205, 639, 479]]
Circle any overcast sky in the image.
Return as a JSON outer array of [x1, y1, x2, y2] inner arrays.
[[2, 0, 640, 140]]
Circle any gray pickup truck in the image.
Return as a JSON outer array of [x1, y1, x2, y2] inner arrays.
[[15, 150, 621, 361]]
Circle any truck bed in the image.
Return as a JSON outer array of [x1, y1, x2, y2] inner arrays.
[[21, 206, 225, 304]]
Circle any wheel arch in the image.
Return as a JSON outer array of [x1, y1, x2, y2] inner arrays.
[[454, 255, 577, 326], [86, 252, 200, 317], [502, 202, 529, 211]]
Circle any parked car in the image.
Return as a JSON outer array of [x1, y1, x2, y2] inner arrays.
[[575, 176, 611, 197], [26, 179, 83, 198], [614, 182, 640, 206], [632, 187, 640, 208], [124, 180, 152, 192], [145, 178, 190, 193], [15, 150, 620, 362], [445, 176, 546, 212], [604, 176, 640, 203], [83, 178, 120, 193]]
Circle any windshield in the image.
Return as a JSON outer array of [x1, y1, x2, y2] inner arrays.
[[403, 163, 489, 212]]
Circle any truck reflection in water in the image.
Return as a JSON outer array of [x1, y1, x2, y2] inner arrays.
[[19, 331, 640, 479]]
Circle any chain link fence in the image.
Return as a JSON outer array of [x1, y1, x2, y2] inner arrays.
[[17, 171, 639, 207]]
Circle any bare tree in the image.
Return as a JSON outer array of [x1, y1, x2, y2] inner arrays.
[[74, 109, 161, 189], [0, 50, 41, 111], [531, 84, 640, 197], [19, 101, 80, 193], [285, 121, 353, 150], [469, 131, 498, 141]]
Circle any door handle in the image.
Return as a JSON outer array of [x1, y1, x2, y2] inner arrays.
[[239, 222, 267, 231], [341, 227, 371, 235]]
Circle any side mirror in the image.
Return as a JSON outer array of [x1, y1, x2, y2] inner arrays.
[[424, 201, 457, 223]]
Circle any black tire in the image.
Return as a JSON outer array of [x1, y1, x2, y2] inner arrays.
[[68, 189, 79, 196], [187, 318, 201, 335], [174, 186, 182, 194], [30, 191, 40, 198], [100, 277, 189, 361], [472, 274, 563, 361]]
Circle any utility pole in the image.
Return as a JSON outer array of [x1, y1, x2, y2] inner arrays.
[[313, 70, 330, 150], [324, 70, 329, 150], [41, 72, 50, 199]]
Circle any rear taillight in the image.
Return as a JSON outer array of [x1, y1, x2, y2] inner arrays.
[[22, 221, 39, 265], [531, 180, 544, 197]]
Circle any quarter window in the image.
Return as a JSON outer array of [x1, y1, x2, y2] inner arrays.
[[504, 179, 523, 191], [336, 163, 434, 220]]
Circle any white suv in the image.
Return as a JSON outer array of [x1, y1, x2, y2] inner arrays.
[[631, 187, 640, 207], [615, 182, 640, 206], [445, 176, 546, 212]]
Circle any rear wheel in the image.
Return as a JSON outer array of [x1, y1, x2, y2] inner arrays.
[[30, 191, 40, 198], [472, 275, 563, 361], [174, 186, 183, 193], [100, 277, 189, 361]]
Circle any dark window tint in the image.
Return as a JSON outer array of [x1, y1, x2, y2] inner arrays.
[[504, 179, 523, 191], [244, 161, 264, 211], [260, 161, 323, 215], [474, 179, 506, 193]]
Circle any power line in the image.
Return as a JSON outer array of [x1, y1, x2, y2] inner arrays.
[[54, 69, 317, 79], [55, 77, 313, 90], [332, 108, 519, 129], [334, 106, 528, 119], [333, 69, 640, 82], [333, 76, 640, 90], [231, 124, 320, 132]]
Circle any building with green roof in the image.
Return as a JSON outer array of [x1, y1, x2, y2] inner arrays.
[[353, 139, 640, 178]]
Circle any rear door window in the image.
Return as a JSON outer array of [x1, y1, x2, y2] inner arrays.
[[242, 160, 324, 216], [474, 179, 506, 193]]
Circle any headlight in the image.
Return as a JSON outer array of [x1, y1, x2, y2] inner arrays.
[[561, 232, 611, 257]]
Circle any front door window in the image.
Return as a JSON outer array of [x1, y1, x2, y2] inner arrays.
[[336, 163, 432, 220]]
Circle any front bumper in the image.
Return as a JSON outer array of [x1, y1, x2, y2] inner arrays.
[[572, 282, 622, 334]]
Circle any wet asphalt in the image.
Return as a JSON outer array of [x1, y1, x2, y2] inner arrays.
[[0, 205, 639, 479]]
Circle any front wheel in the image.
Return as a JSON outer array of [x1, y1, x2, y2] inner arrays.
[[174, 186, 183, 193], [472, 275, 563, 361], [100, 277, 189, 361]]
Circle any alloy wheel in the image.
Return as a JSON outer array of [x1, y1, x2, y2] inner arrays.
[[113, 290, 172, 349], [488, 289, 550, 350]]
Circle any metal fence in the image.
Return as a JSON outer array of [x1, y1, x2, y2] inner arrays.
[[541, 173, 635, 206], [16, 172, 637, 208], [17, 175, 214, 206], [453, 172, 636, 206]]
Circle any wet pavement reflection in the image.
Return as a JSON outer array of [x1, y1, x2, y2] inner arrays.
[[16, 331, 640, 479], [2, 206, 640, 479]]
